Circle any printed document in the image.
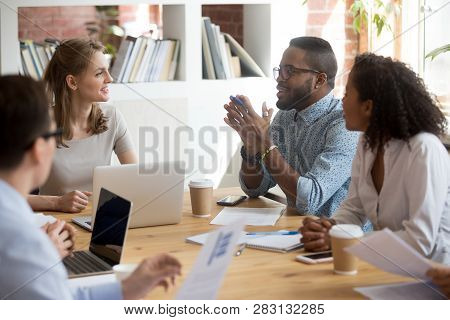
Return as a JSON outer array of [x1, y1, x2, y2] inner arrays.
[[354, 281, 446, 300], [345, 228, 433, 279], [176, 220, 245, 299]]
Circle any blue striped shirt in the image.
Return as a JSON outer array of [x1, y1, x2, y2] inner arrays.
[[240, 93, 359, 217]]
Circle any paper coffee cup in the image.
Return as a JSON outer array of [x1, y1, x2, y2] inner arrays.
[[329, 224, 364, 275], [189, 179, 213, 217], [113, 263, 138, 281]]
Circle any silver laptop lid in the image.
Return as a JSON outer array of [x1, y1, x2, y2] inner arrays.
[[92, 161, 185, 229]]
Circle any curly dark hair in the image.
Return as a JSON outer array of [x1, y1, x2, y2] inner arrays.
[[350, 53, 447, 150]]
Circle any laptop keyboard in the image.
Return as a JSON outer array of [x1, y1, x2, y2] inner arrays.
[[63, 251, 112, 275]]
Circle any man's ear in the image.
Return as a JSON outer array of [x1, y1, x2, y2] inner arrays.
[[66, 75, 77, 91], [28, 138, 46, 166], [315, 73, 328, 89]]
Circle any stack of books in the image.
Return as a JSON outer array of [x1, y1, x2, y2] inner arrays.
[[202, 16, 265, 80], [110, 36, 180, 83], [20, 40, 57, 80]]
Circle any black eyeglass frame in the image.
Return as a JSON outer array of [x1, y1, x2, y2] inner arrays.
[[24, 128, 63, 150], [41, 128, 63, 140], [273, 65, 322, 80]]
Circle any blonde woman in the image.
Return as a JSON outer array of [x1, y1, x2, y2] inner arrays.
[[28, 38, 137, 213]]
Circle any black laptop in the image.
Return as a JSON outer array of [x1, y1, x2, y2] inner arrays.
[[63, 188, 132, 278]]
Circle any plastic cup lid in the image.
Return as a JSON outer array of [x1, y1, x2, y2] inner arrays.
[[189, 179, 214, 188], [112, 263, 138, 273], [329, 224, 364, 239]]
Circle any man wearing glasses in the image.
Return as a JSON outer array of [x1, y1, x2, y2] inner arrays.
[[0, 75, 181, 299], [224, 36, 358, 218]]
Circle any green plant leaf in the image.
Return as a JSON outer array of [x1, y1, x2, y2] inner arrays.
[[108, 25, 125, 37], [309, 0, 396, 37], [350, 0, 368, 33], [353, 16, 361, 33], [104, 43, 116, 56], [351, 1, 363, 12], [426, 44, 450, 60]]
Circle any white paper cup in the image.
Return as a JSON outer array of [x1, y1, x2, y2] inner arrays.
[[113, 263, 138, 281], [189, 179, 213, 217], [329, 224, 364, 275]]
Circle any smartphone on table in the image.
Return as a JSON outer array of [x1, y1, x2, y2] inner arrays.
[[217, 195, 247, 206], [295, 251, 333, 264]]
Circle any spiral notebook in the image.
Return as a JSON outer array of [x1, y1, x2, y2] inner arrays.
[[186, 231, 303, 253], [245, 234, 303, 253]]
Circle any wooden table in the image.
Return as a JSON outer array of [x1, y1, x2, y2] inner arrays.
[[49, 187, 412, 299]]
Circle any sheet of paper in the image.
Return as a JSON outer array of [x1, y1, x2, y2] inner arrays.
[[187, 229, 287, 246], [345, 228, 433, 280], [176, 220, 246, 300], [210, 207, 284, 226], [354, 281, 446, 300], [68, 274, 116, 289], [186, 231, 256, 246], [33, 213, 56, 227]]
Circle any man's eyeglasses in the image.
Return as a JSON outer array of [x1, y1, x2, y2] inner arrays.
[[42, 128, 63, 140], [25, 128, 63, 150], [273, 65, 321, 80]]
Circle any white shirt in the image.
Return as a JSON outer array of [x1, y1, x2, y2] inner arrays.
[[333, 133, 450, 264], [0, 180, 122, 299]]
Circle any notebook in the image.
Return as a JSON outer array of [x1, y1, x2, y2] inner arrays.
[[186, 230, 303, 253], [245, 234, 303, 253]]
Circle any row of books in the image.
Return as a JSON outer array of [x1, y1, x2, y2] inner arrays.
[[202, 16, 265, 80], [19, 36, 179, 83], [110, 36, 180, 83], [20, 40, 57, 80], [20, 21, 260, 82]]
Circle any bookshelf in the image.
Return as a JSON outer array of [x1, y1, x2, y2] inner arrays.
[[0, 0, 274, 91], [0, 0, 306, 187]]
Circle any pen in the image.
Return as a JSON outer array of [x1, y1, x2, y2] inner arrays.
[[234, 243, 246, 256], [230, 95, 248, 112], [246, 231, 299, 236]]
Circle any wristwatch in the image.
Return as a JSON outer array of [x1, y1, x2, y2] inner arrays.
[[240, 146, 261, 165]]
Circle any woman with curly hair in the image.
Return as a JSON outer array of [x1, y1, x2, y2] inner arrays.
[[300, 53, 450, 264]]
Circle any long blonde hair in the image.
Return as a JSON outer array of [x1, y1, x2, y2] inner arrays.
[[43, 38, 108, 147]]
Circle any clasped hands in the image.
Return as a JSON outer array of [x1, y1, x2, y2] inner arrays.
[[224, 95, 274, 155], [299, 217, 336, 252], [41, 220, 77, 258]]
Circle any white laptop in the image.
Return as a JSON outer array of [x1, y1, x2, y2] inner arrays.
[[64, 188, 132, 278], [72, 161, 185, 231]]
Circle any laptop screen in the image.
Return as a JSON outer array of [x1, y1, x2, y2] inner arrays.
[[89, 188, 131, 265]]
